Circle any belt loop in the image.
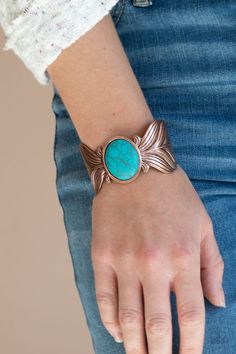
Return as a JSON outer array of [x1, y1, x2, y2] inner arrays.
[[132, 0, 153, 6]]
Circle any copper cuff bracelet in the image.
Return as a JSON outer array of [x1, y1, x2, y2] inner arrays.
[[79, 119, 177, 195]]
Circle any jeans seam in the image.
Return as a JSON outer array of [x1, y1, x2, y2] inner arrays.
[[111, 0, 126, 25]]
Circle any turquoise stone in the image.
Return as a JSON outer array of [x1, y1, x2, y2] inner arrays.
[[104, 138, 140, 181]]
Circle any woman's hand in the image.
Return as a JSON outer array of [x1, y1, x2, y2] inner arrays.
[[47, 14, 225, 351], [91, 164, 225, 354]]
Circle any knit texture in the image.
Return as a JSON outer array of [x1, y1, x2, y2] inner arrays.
[[0, 0, 119, 85]]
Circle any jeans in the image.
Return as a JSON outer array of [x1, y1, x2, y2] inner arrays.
[[51, 0, 236, 352]]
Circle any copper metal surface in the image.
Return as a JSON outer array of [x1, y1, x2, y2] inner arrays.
[[79, 119, 177, 195]]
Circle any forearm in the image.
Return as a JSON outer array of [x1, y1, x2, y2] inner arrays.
[[47, 14, 154, 149]]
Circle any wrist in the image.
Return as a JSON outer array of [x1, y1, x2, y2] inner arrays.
[[75, 107, 155, 150]]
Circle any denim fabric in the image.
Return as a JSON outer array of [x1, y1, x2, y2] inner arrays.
[[51, 1, 236, 353]]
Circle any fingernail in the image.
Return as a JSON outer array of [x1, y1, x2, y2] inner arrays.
[[219, 300, 226, 308], [113, 333, 123, 343], [219, 286, 226, 308]]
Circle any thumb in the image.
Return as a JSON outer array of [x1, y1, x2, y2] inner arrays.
[[200, 223, 225, 308]]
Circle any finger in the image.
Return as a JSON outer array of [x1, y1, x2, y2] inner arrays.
[[143, 274, 172, 354], [93, 261, 123, 342], [201, 229, 225, 307], [174, 270, 205, 354], [118, 272, 147, 353]]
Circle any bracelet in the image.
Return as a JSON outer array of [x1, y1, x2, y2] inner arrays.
[[79, 119, 177, 195]]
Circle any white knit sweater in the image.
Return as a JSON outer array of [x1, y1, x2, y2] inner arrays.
[[0, 0, 119, 85]]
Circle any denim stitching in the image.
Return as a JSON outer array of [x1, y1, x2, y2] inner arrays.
[[111, 0, 126, 25], [115, 0, 126, 25]]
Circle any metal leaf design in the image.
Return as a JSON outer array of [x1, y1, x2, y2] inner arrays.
[[133, 120, 177, 173], [79, 142, 111, 194], [79, 119, 177, 195]]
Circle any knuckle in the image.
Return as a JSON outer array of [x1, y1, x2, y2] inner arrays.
[[215, 254, 224, 272], [113, 249, 136, 263], [141, 247, 159, 261], [92, 247, 113, 264], [206, 216, 214, 232], [102, 320, 118, 328], [96, 291, 116, 307], [145, 313, 172, 337], [140, 248, 162, 270], [119, 307, 144, 326], [179, 304, 204, 327], [172, 246, 197, 269], [102, 320, 117, 330], [102, 320, 116, 328], [181, 346, 202, 353]]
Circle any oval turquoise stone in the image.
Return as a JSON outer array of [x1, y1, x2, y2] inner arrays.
[[104, 138, 140, 181]]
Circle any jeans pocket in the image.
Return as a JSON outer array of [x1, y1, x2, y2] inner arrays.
[[110, 0, 126, 26]]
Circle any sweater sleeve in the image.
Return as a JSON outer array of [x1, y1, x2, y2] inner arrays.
[[0, 0, 119, 85]]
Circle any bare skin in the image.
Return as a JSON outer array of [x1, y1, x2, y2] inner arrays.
[[48, 13, 225, 354]]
